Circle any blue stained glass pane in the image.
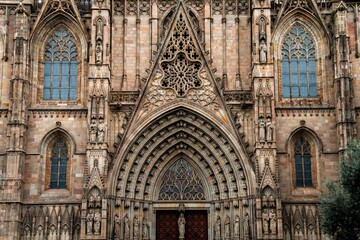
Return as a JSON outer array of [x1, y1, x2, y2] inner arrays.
[[295, 155, 303, 186], [53, 76, 60, 88], [70, 62, 78, 75], [44, 76, 51, 88], [70, 76, 77, 88], [53, 61, 61, 75], [52, 88, 59, 100], [62, 61, 69, 75], [70, 89, 77, 100], [282, 60, 290, 98], [60, 89, 68, 100], [61, 75, 69, 88], [44, 62, 52, 75], [43, 89, 50, 100]]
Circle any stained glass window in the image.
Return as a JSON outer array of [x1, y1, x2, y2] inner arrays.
[[50, 139, 68, 189], [294, 137, 312, 187], [158, 159, 205, 200], [44, 27, 78, 100], [281, 23, 317, 98]]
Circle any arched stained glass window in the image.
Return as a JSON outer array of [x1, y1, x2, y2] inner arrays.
[[281, 23, 317, 98], [294, 137, 312, 187], [50, 139, 68, 189], [44, 27, 78, 100], [158, 159, 206, 201]]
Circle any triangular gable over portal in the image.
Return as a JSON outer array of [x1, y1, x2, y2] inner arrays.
[[126, 0, 239, 136]]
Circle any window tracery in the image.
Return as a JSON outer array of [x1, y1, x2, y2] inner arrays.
[[50, 139, 68, 189], [158, 159, 206, 200], [281, 23, 316, 98], [43, 27, 78, 100], [160, 14, 203, 97], [294, 136, 312, 187]]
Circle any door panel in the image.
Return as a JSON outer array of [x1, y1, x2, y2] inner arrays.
[[156, 211, 179, 240], [185, 211, 208, 240]]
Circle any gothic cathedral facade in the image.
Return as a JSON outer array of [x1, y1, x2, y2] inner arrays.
[[0, 0, 356, 239]]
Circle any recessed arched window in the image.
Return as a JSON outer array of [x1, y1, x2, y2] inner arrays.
[[281, 23, 317, 98], [294, 136, 312, 187], [43, 27, 78, 100], [50, 139, 68, 189]]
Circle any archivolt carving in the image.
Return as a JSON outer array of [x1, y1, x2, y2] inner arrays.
[[114, 109, 249, 201]]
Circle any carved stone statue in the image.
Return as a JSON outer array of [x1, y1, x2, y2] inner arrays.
[[224, 216, 230, 239], [259, 40, 267, 63], [214, 216, 221, 240], [262, 210, 269, 234], [178, 213, 186, 239], [234, 215, 240, 237], [142, 217, 149, 240], [94, 211, 101, 234], [243, 212, 250, 237], [259, 119, 266, 142], [86, 210, 94, 234], [114, 214, 121, 237], [124, 214, 130, 239], [95, 40, 103, 65], [89, 120, 97, 142], [133, 215, 140, 238], [97, 120, 106, 142], [269, 209, 277, 234], [266, 119, 274, 142]]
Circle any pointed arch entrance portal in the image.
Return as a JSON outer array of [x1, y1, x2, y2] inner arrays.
[[155, 159, 208, 240]]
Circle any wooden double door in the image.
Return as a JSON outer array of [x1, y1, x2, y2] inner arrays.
[[156, 210, 208, 240]]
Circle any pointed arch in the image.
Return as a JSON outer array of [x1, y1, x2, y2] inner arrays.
[[272, 10, 331, 103], [29, 12, 88, 105], [155, 155, 209, 201], [286, 126, 323, 189]]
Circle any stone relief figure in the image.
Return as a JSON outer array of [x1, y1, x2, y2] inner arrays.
[[97, 120, 106, 142], [224, 216, 230, 239], [95, 18, 104, 65], [118, 112, 127, 136], [86, 210, 94, 234], [262, 210, 269, 234], [243, 212, 250, 237], [94, 211, 101, 234], [266, 119, 274, 142], [142, 217, 149, 240], [133, 215, 140, 238], [234, 214, 240, 237], [89, 120, 97, 142], [269, 209, 277, 234], [214, 216, 221, 240], [114, 214, 121, 237], [95, 40, 103, 65], [124, 214, 130, 239], [178, 213, 186, 239], [259, 119, 266, 142], [259, 40, 267, 63]]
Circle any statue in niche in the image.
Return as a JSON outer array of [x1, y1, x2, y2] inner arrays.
[[224, 216, 230, 239], [262, 210, 269, 234], [96, 18, 104, 41], [266, 119, 274, 142], [114, 214, 121, 237], [178, 213, 186, 239], [259, 40, 267, 63], [89, 120, 97, 142], [94, 211, 101, 234], [97, 120, 106, 142], [142, 217, 149, 240], [269, 209, 277, 234], [124, 214, 130, 239], [243, 212, 250, 237], [234, 215, 240, 237], [259, 119, 266, 142], [133, 215, 140, 238], [86, 210, 94, 234], [95, 40, 103, 65], [214, 216, 221, 240]]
